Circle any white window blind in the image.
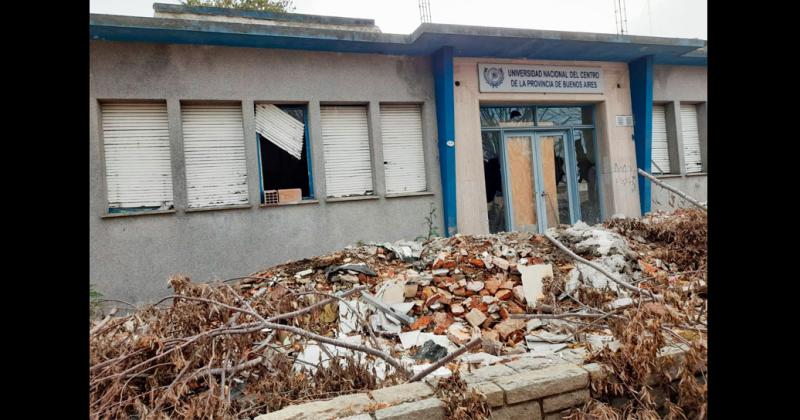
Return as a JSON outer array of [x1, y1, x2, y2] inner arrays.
[[101, 102, 174, 209], [651, 104, 671, 174], [680, 104, 702, 174], [321, 106, 373, 197], [255, 104, 305, 159], [380, 104, 427, 194], [181, 104, 249, 208]]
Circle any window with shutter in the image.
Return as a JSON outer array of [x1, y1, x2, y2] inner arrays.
[[101, 102, 174, 212], [680, 104, 702, 174], [380, 104, 426, 194], [181, 103, 249, 208], [651, 104, 671, 174], [255, 104, 313, 204], [320, 106, 374, 197]]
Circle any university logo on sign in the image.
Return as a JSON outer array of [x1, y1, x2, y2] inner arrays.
[[478, 63, 604, 94], [483, 66, 505, 88]]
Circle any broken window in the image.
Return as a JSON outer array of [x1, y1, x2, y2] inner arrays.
[[101, 101, 174, 213], [320, 105, 374, 198], [480, 106, 534, 128], [181, 102, 249, 208], [256, 104, 313, 204], [536, 106, 593, 126], [380, 104, 426, 194], [482, 131, 506, 233], [573, 128, 601, 225]]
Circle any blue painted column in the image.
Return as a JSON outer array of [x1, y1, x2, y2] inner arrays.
[[628, 55, 654, 215], [433, 47, 457, 236]]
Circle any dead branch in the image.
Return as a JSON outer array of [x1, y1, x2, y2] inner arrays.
[[90, 307, 119, 336], [164, 295, 410, 376], [638, 168, 707, 211], [408, 337, 482, 382], [510, 312, 615, 320], [544, 233, 660, 300]]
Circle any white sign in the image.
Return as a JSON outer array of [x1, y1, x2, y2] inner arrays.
[[478, 63, 603, 93], [615, 115, 634, 126]]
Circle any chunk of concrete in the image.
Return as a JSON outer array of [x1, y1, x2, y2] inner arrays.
[[519, 264, 552, 309], [399, 330, 421, 350]]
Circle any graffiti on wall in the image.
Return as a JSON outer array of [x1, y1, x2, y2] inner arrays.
[[610, 162, 638, 193]]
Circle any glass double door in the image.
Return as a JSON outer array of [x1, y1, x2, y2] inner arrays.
[[501, 131, 579, 233]]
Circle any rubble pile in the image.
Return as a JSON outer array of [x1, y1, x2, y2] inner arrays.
[[89, 209, 707, 420]]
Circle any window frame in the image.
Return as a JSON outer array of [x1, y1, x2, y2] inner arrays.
[[98, 99, 176, 215], [255, 103, 315, 205]]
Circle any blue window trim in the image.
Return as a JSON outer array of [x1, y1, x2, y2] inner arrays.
[[255, 104, 314, 203]]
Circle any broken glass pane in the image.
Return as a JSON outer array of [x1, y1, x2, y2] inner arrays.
[[573, 128, 601, 224]]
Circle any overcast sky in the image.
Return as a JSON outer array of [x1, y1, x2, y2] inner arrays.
[[89, 0, 706, 39]]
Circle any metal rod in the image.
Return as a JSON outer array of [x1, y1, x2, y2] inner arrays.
[[638, 168, 707, 211]]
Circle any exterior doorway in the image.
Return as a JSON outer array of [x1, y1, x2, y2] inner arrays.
[[481, 105, 603, 233]]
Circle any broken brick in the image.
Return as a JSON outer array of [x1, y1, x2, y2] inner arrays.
[[466, 308, 488, 327], [410, 316, 432, 330], [495, 289, 513, 300], [495, 318, 526, 339]]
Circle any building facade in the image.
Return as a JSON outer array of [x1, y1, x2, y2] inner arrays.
[[90, 3, 707, 304]]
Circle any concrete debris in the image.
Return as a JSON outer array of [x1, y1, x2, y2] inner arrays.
[[608, 297, 634, 309], [519, 263, 552, 309], [380, 240, 423, 262], [325, 263, 377, 279], [399, 330, 421, 350], [446, 322, 472, 345]]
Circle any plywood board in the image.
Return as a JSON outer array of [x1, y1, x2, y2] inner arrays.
[[539, 137, 560, 227], [507, 136, 537, 231]]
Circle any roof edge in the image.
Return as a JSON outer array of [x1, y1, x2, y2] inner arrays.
[[152, 2, 375, 27]]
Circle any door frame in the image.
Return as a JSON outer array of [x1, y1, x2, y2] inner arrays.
[[500, 129, 580, 233], [533, 130, 579, 232]]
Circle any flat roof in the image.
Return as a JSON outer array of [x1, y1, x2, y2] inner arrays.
[[152, 2, 376, 27], [90, 10, 706, 66]]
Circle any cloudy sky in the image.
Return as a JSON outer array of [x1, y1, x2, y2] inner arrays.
[[89, 0, 706, 39]]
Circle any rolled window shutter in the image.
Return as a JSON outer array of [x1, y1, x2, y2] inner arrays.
[[101, 102, 174, 209], [680, 104, 702, 173], [181, 104, 249, 208], [380, 104, 426, 194], [651, 104, 670, 174], [321, 106, 373, 197]]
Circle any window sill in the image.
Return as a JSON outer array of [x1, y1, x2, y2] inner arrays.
[[261, 199, 319, 208], [185, 204, 252, 213], [654, 174, 682, 179], [101, 209, 176, 219], [685, 172, 707, 177], [385, 191, 435, 199], [326, 195, 380, 203]]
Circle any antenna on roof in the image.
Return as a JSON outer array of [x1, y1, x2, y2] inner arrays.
[[419, 0, 432, 23], [613, 0, 629, 35]]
